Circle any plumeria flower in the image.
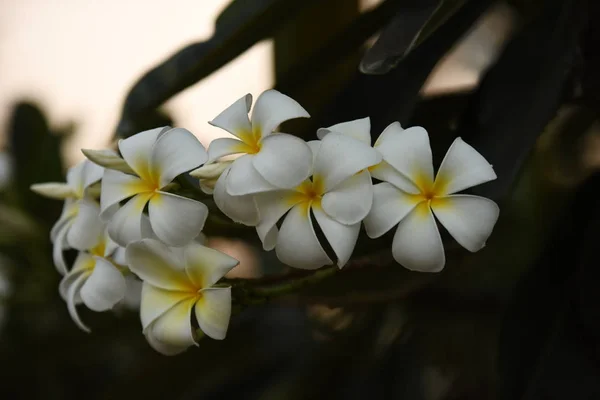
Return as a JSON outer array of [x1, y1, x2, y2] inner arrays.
[[198, 89, 312, 196], [99, 127, 209, 247], [126, 238, 239, 355], [31, 160, 103, 274], [189, 160, 232, 195], [255, 132, 381, 269], [59, 202, 127, 332], [364, 123, 500, 272]]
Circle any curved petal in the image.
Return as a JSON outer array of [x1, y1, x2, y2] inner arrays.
[[392, 203, 445, 272], [81, 148, 135, 175], [251, 89, 309, 138], [213, 168, 260, 225], [364, 183, 421, 238], [254, 190, 301, 249], [434, 137, 497, 195], [184, 242, 239, 288], [209, 94, 252, 138], [195, 287, 231, 340], [322, 170, 373, 225], [313, 206, 359, 268], [226, 154, 278, 196], [276, 205, 332, 269], [148, 192, 207, 247], [307, 140, 321, 169], [317, 117, 371, 144], [369, 161, 420, 194], [80, 160, 104, 192], [80, 257, 126, 311], [125, 239, 193, 291], [51, 201, 76, 243], [145, 329, 189, 356], [30, 183, 75, 199], [149, 296, 197, 348], [67, 198, 103, 251], [256, 224, 278, 251], [100, 169, 150, 219], [151, 128, 208, 188], [431, 195, 499, 252], [375, 123, 434, 190], [66, 161, 86, 193], [206, 138, 248, 163], [252, 134, 312, 189], [66, 272, 92, 332], [139, 283, 194, 331], [107, 193, 152, 247], [118, 127, 166, 179], [53, 221, 71, 275], [314, 132, 381, 191], [59, 252, 93, 301]]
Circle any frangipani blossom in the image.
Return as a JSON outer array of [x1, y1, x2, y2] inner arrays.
[[199, 90, 312, 196], [31, 160, 103, 274], [255, 132, 381, 269], [99, 127, 209, 247], [364, 124, 500, 272], [126, 239, 239, 355]]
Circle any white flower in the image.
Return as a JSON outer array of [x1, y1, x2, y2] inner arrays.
[[126, 238, 239, 355], [255, 132, 381, 269], [31, 160, 103, 274], [199, 89, 312, 196], [99, 127, 209, 247], [189, 160, 232, 195], [364, 123, 500, 272], [59, 206, 127, 332]]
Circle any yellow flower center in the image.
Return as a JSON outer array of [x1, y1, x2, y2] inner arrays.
[[289, 175, 325, 211], [409, 171, 450, 215], [237, 126, 263, 154]]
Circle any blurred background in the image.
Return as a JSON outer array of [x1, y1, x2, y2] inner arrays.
[[1, 0, 600, 398]]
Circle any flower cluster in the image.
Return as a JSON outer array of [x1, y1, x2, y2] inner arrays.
[[32, 89, 499, 355]]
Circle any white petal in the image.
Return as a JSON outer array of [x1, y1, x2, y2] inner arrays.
[[256, 224, 278, 251], [100, 169, 149, 219], [205, 138, 248, 163], [151, 128, 207, 188], [431, 195, 499, 252], [145, 329, 189, 356], [66, 198, 103, 251], [53, 221, 71, 275], [190, 160, 232, 179], [364, 183, 420, 238], [118, 127, 166, 179], [375, 123, 434, 189], [314, 132, 381, 191], [184, 241, 239, 288], [434, 137, 497, 195], [107, 193, 152, 246], [226, 154, 278, 196], [392, 203, 445, 272], [252, 133, 312, 189], [59, 252, 93, 301], [51, 202, 76, 243], [67, 160, 102, 197], [80, 257, 126, 311], [251, 89, 309, 138], [149, 296, 197, 348], [317, 117, 371, 144], [369, 161, 420, 194], [213, 168, 259, 225], [125, 239, 193, 291], [209, 94, 252, 138], [148, 192, 207, 246], [195, 287, 231, 340], [139, 283, 193, 331], [276, 205, 332, 269], [81, 148, 135, 175], [313, 206, 359, 268], [66, 272, 92, 332], [254, 190, 301, 249], [30, 183, 75, 199], [322, 170, 373, 225], [80, 159, 104, 192], [307, 140, 321, 168]]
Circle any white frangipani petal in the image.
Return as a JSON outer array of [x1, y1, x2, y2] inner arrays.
[[213, 168, 260, 225], [364, 183, 420, 238], [66, 273, 91, 333], [276, 205, 332, 269], [118, 127, 165, 179], [29, 183, 74, 199], [59, 252, 92, 301], [51, 201, 75, 243], [107, 193, 152, 246], [67, 199, 103, 251], [369, 161, 420, 194], [195, 288, 231, 340], [314, 132, 381, 191], [140, 283, 192, 331], [100, 169, 148, 218], [149, 297, 197, 348], [205, 138, 247, 163], [209, 94, 252, 138], [313, 207, 359, 268], [184, 242, 239, 288], [392, 203, 445, 272], [226, 154, 277, 195], [145, 329, 188, 356], [317, 117, 371, 144], [81, 148, 135, 175], [190, 160, 232, 180], [80, 257, 126, 312], [148, 192, 207, 246], [434, 137, 497, 195], [251, 90, 309, 138], [79, 160, 104, 193], [255, 190, 301, 249], [431, 195, 499, 252], [321, 170, 373, 225], [151, 127, 208, 188], [252, 134, 312, 189], [53, 222, 71, 275]]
